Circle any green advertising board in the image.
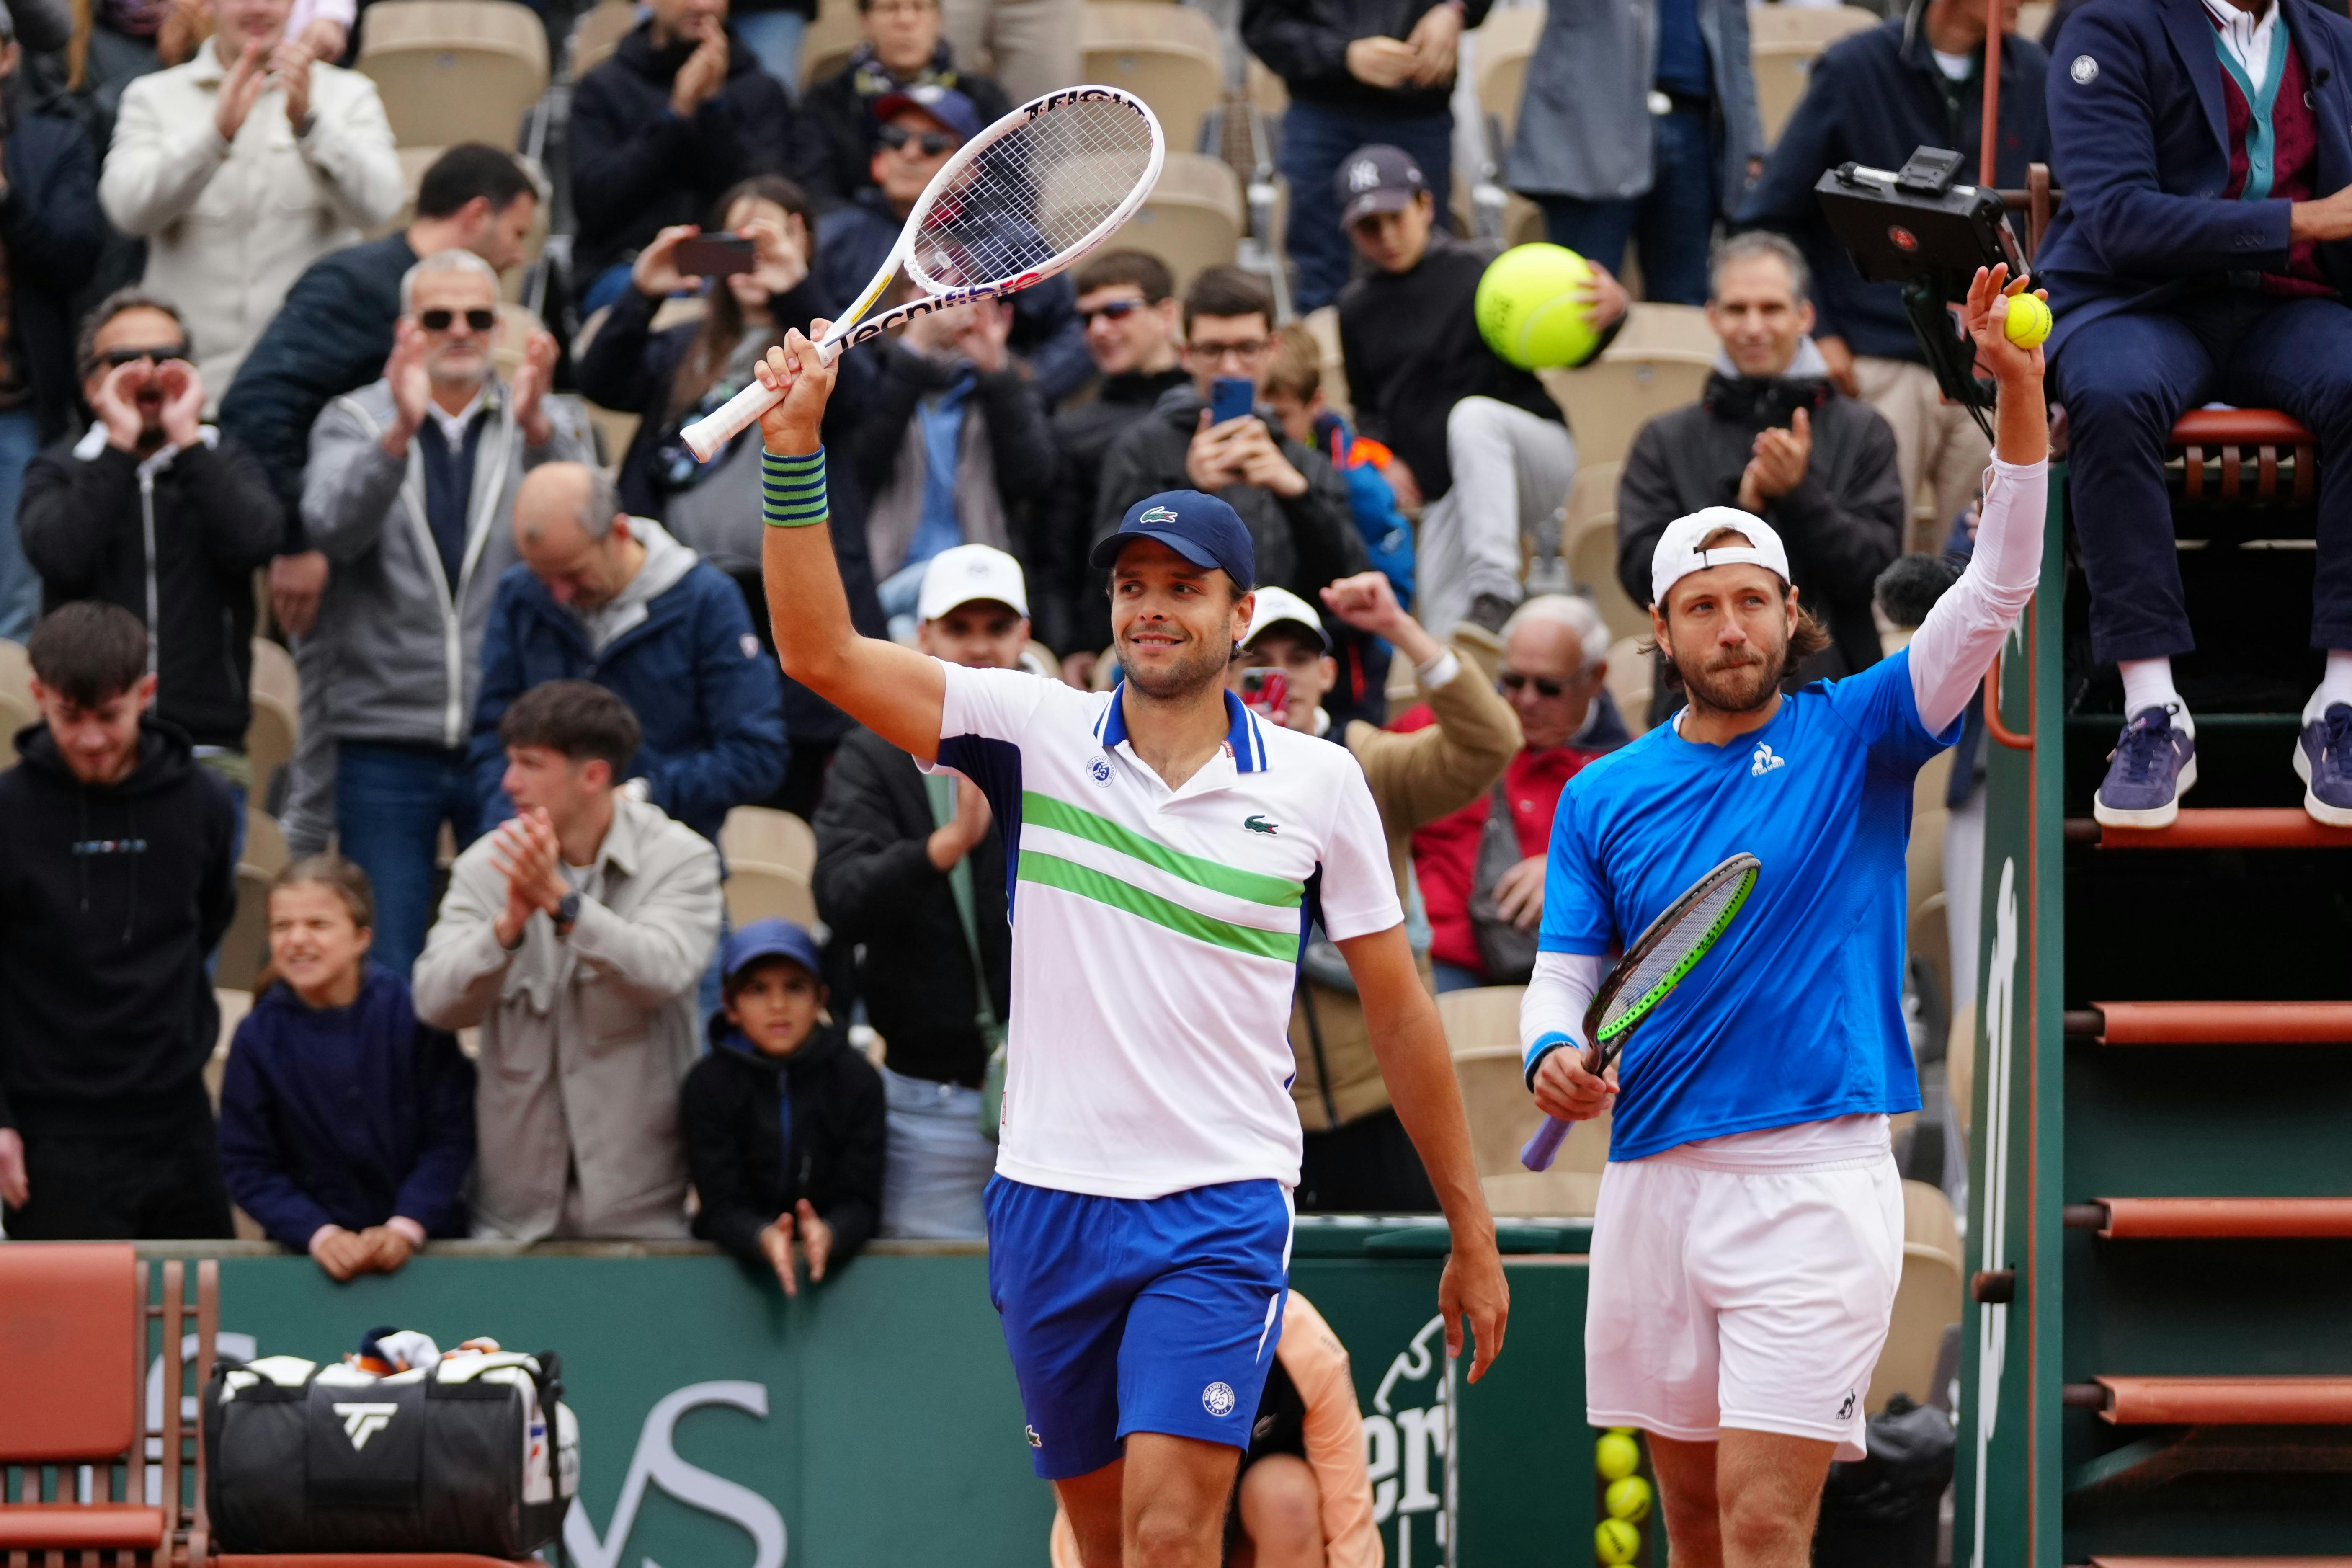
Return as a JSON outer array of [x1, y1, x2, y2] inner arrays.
[[162, 1222, 1604, 1568]]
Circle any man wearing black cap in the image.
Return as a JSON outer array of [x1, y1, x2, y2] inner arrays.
[[1336, 143, 1629, 638], [751, 326, 1507, 1568]]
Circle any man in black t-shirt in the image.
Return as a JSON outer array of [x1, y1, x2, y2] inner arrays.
[[1334, 144, 1628, 637]]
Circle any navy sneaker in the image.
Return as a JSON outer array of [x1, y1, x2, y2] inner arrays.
[[2295, 702, 2352, 827], [2094, 705, 2197, 828]]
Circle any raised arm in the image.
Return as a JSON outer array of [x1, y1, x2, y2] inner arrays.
[[755, 327, 948, 761], [1908, 266, 2050, 735]]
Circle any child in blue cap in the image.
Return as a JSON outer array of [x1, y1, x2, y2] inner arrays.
[[680, 919, 885, 1294]]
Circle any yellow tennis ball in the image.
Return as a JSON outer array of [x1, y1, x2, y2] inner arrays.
[[1595, 1517, 1643, 1565], [1594, 1430, 1641, 1481], [2004, 292, 2052, 349], [1605, 1474, 1653, 1523], [1476, 243, 1599, 370]]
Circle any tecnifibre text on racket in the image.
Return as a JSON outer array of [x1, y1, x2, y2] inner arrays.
[[1520, 852, 1760, 1171], [682, 86, 1164, 461]]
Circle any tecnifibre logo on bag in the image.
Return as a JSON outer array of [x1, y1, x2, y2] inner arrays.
[[333, 1403, 400, 1451]]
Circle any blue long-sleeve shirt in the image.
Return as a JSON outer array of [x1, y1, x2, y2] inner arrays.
[[217, 966, 477, 1250]]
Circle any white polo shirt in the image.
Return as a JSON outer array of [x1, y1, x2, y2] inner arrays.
[[930, 663, 1404, 1200]]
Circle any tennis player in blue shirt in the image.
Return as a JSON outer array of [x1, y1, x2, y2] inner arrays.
[[1523, 266, 2048, 1568]]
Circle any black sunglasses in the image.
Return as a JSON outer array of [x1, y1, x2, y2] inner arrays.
[[101, 344, 191, 369], [1499, 670, 1568, 699], [1080, 299, 1147, 326], [877, 123, 955, 157], [419, 308, 497, 333]]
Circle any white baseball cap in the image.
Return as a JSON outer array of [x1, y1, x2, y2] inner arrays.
[[1240, 585, 1331, 651], [918, 544, 1029, 622], [1649, 507, 1793, 607]]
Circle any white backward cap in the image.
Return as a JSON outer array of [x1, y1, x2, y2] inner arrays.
[[918, 543, 1029, 622], [1649, 507, 1792, 607], [1240, 584, 1331, 651]]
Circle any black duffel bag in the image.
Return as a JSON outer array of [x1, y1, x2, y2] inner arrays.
[[203, 1346, 577, 1557]]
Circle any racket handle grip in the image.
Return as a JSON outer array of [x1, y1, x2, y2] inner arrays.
[[1521, 1117, 1569, 1172], [678, 336, 848, 463]]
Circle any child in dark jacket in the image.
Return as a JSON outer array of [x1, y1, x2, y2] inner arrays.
[[682, 919, 885, 1295], [217, 856, 477, 1281]]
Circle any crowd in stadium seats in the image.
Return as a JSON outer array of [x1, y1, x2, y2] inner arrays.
[[0, 0, 2343, 1341]]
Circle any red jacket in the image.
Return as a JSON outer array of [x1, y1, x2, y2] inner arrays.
[[1398, 693, 1630, 977]]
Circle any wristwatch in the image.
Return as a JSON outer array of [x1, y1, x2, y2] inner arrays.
[[554, 890, 582, 938]]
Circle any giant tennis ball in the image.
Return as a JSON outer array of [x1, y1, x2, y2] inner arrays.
[[1476, 244, 1599, 370], [2004, 291, 2053, 349], [1595, 1517, 1643, 1565], [1605, 1473, 1653, 1522], [1595, 1430, 1641, 1481]]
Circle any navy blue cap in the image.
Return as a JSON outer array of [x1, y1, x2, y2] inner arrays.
[[721, 918, 822, 982], [874, 84, 984, 144], [1089, 490, 1256, 591], [1335, 144, 1427, 227]]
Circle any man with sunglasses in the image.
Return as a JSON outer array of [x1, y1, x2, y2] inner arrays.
[[813, 83, 1090, 404], [18, 291, 284, 826], [1400, 593, 1627, 993], [293, 249, 594, 979]]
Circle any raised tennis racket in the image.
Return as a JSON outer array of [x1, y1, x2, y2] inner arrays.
[[1520, 852, 1760, 1171], [681, 85, 1165, 461]]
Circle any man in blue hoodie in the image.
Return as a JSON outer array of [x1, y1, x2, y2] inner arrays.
[[471, 462, 789, 845]]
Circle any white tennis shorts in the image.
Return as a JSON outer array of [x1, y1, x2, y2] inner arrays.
[[1584, 1147, 1903, 1462]]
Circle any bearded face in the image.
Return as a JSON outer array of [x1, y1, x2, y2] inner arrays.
[[1658, 565, 1797, 716]]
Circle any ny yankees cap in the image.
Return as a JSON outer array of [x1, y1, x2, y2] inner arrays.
[[1092, 490, 1258, 592], [918, 543, 1030, 622], [1334, 144, 1427, 228], [1649, 507, 1793, 607]]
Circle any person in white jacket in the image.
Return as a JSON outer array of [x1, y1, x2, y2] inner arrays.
[[98, 0, 402, 407]]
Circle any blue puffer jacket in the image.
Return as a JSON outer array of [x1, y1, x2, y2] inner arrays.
[[468, 539, 789, 842]]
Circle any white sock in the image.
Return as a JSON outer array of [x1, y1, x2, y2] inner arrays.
[[2119, 657, 2193, 737], [2306, 649, 2352, 724]]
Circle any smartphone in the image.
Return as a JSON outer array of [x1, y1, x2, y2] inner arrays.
[[674, 233, 758, 278], [1209, 375, 1256, 427], [1237, 666, 1289, 721]]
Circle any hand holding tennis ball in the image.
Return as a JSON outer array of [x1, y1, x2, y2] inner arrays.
[[1963, 264, 2048, 382], [1476, 245, 1630, 370]]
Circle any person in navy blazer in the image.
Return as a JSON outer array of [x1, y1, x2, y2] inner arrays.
[[2041, 0, 2352, 831]]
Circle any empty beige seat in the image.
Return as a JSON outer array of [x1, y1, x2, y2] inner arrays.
[[1603, 635, 1653, 735], [1473, 3, 1546, 144], [0, 636, 28, 709], [0, 689, 34, 769], [725, 864, 819, 929], [1543, 354, 1710, 477], [1108, 151, 1241, 288], [1750, 3, 1879, 144], [800, 0, 863, 88], [569, 0, 636, 78], [2017, 1, 2053, 43], [1484, 1167, 1601, 1218], [359, 0, 551, 151], [1246, 55, 1287, 117], [218, 810, 293, 991], [245, 637, 299, 807], [369, 147, 550, 299], [1436, 983, 1524, 1058], [1453, 1044, 1545, 1179], [1081, 2, 1222, 154], [721, 805, 819, 882], [1566, 515, 1648, 644], [1870, 1179, 1963, 1411]]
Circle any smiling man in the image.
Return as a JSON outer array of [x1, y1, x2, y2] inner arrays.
[[752, 319, 1505, 1568], [1522, 269, 2045, 1568]]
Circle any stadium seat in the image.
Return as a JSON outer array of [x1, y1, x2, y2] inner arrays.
[[1300, 305, 1349, 418], [1749, 3, 1878, 144], [1107, 151, 1242, 288], [1081, 2, 1223, 155], [2015, 0, 2053, 42], [720, 805, 819, 882], [1245, 55, 1287, 117], [358, 0, 552, 152], [1541, 304, 1713, 475], [800, 0, 862, 89], [369, 147, 551, 301], [1483, 1166, 1601, 1218], [567, 0, 635, 78], [725, 864, 820, 929], [0, 634, 28, 705], [1567, 517, 1649, 645], [490, 302, 549, 381], [1603, 635, 1652, 736], [247, 637, 299, 802], [1473, 3, 1545, 145], [1435, 981, 1522, 1058], [1453, 1044, 1545, 1179], [1910, 892, 1952, 1048], [1870, 1181, 1964, 1411], [0, 1243, 171, 1561], [219, 810, 291, 991]]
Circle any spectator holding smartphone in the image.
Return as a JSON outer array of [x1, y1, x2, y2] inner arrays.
[[217, 855, 477, 1279], [681, 919, 885, 1294]]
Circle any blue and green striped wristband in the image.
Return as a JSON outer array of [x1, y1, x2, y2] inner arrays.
[[762, 447, 829, 529]]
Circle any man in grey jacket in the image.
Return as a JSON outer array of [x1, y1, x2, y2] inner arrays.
[[1506, 0, 1762, 305], [288, 250, 591, 979], [414, 680, 721, 1241]]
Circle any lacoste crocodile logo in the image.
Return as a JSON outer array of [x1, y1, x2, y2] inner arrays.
[[1243, 814, 1279, 836]]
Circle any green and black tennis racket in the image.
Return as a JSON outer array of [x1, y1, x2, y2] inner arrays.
[[1521, 852, 1760, 1171]]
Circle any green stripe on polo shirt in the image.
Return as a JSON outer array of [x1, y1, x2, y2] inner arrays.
[[763, 448, 828, 528], [1018, 851, 1298, 961], [1023, 792, 1302, 908]]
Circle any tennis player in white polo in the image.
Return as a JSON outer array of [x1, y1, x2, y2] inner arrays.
[[1523, 268, 2048, 1566], [745, 320, 1508, 1568]]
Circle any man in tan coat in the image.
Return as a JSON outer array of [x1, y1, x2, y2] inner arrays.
[[414, 680, 722, 1240], [1225, 574, 1521, 1210]]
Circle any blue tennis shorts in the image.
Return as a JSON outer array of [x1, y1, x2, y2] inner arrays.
[[984, 1175, 1294, 1480]]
